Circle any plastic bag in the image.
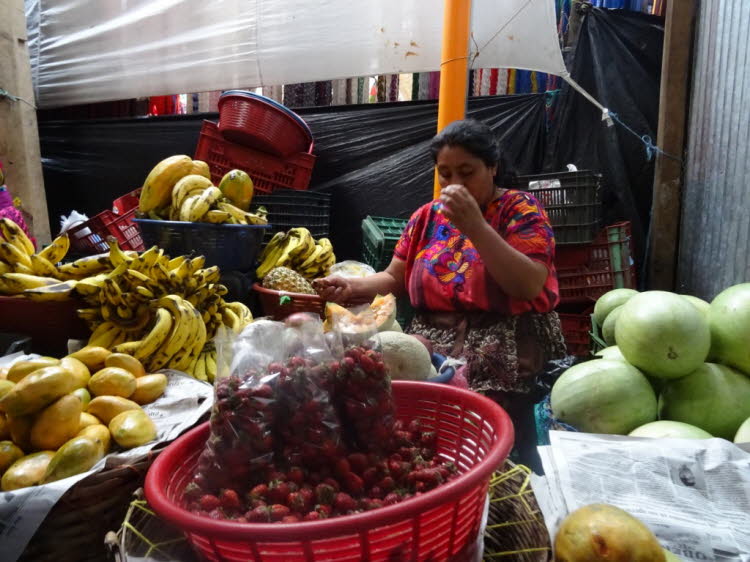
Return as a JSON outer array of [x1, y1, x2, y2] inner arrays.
[[328, 260, 376, 279]]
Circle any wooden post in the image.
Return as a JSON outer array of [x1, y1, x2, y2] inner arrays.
[[647, 0, 696, 290], [433, 0, 472, 199], [0, 0, 51, 244]]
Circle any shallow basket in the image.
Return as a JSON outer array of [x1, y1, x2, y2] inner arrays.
[[144, 381, 514, 562], [252, 282, 325, 320]]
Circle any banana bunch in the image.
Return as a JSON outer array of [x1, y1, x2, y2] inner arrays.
[[0, 218, 81, 301], [138, 156, 268, 225], [257, 228, 336, 280]]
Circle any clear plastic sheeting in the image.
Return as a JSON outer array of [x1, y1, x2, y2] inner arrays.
[[25, 0, 568, 108]]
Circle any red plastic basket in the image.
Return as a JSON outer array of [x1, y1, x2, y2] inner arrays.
[[252, 283, 325, 320], [144, 381, 514, 562], [67, 189, 145, 254], [558, 306, 595, 356], [218, 91, 312, 157], [195, 121, 315, 194], [555, 222, 636, 303]]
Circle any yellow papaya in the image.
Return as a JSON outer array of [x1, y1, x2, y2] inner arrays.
[[0, 366, 79, 416], [72, 387, 91, 410], [139, 155, 194, 212], [42, 436, 105, 484], [129, 374, 167, 405], [218, 169, 254, 211], [78, 412, 100, 431], [109, 410, 157, 449], [0, 379, 14, 400], [1, 451, 55, 491], [7, 357, 60, 383], [76, 424, 110, 454], [86, 396, 141, 424], [30, 394, 83, 450], [6, 414, 33, 450], [88, 367, 137, 398], [60, 357, 91, 388], [68, 346, 111, 372], [190, 160, 211, 179], [0, 440, 24, 475], [104, 353, 146, 378]]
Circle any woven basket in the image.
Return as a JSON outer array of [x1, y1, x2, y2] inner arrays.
[[483, 461, 552, 561], [18, 445, 167, 562]]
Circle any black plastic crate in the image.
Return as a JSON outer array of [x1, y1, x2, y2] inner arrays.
[[254, 191, 331, 241], [1, 332, 32, 357], [509, 170, 601, 245]]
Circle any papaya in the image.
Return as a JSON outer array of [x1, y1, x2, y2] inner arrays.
[[30, 394, 83, 450], [60, 356, 91, 388], [0, 366, 79, 416], [0, 441, 24, 475], [76, 424, 111, 454], [0, 379, 14, 400], [105, 353, 147, 378], [86, 396, 141, 424], [6, 357, 60, 383], [189, 160, 211, 179], [218, 169, 254, 211], [68, 346, 111, 372], [129, 374, 167, 405], [88, 367, 137, 398], [42, 436, 106, 484], [109, 410, 157, 449], [1, 451, 55, 491], [6, 414, 33, 450], [78, 412, 100, 431], [72, 387, 91, 410]]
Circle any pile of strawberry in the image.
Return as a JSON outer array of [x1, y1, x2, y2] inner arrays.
[[184, 341, 459, 523]]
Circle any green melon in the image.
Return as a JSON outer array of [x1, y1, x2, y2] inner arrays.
[[708, 283, 750, 374], [628, 420, 712, 439], [734, 417, 750, 444], [602, 305, 624, 346], [593, 288, 639, 327], [594, 346, 627, 362]]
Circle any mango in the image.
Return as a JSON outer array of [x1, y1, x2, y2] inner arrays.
[[1, 451, 55, 491], [0, 379, 15, 400], [72, 387, 91, 410], [86, 396, 141, 424], [0, 413, 8, 440], [78, 412, 100, 431], [60, 356, 91, 388], [42, 436, 105, 484], [0, 440, 24, 475], [76, 424, 111, 454], [129, 374, 167, 405], [30, 394, 83, 450], [218, 169, 254, 211], [6, 357, 60, 383], [0, 366, 79, 416], [7, 414, 33, 450], [88, 367, 136, 398], [109, 410, 157, 449], [68, 346, 111, 372], [105, 353, 146, 378]]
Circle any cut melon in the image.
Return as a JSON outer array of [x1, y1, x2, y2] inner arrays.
[[324, 294, 396, 333]]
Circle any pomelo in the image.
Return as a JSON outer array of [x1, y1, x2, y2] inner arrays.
[[659, 363, 750, 440], [615, 291, 710, 379], [593, 288, 639, 327], [734, 417, 750, 444], [551, 359, 657, 434], [680, 294, 710, 319], [628, 420, 712, 439], [602, 304, 624, 346], [708, 283, 750, 374], [554, 504, 665, 562], [594, 346, 627, 362]]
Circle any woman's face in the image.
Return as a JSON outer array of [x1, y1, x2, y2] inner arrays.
[[436, 145, 497, 206]]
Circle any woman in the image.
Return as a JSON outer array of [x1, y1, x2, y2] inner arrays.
[[0, 163, 34, 246], [316, 119, 566, 465]]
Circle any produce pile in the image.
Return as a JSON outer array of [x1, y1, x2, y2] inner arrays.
[[551, 285, 750, 443], [0, 219, 252, 381], [258, 228, 336, 285], [139, 156, 268, 225], [0, 348, 162, 490], [184, 314, 458, 523]]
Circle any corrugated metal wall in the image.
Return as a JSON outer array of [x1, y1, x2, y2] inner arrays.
[[677, 1, 750, 299]]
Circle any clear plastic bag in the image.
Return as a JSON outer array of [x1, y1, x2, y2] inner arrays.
[[328, 260, 376, 279]]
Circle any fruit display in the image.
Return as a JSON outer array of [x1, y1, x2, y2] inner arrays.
[[263, 266, 316, 295], [324, 294, 397, 332], [551, 284, 750, 441], [257, 228, 335, 281], [554, 504, 666, 562], [183, 315, 459, 523], [139, 156, 267, 225], [373, 331, 433, 381], [0, 349, 163, 490]]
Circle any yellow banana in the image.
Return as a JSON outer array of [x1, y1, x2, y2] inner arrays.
[[134, 307, 173, 362], [103, 278, 125, 307], [0, 242, 32, 269], [0, 261, 10, 275], [196, 266, 221, 285], [203, 210, 232, 224], [58, 254, 110, 277], [188, 256, 206, 275], [167, 255, 187, 271], [112, 341, 141, 355], [225, 301, 253, 326], [107, 237, 133, 268], [29, 254, 60, 278], [77, 307, 101, 322], [188, 187, 222, 222], [135, 286, 155, 299], [172, 305, 205, 372], [37, 233, 70, 265], [171, 175, 213, 211], [190, 160, 211, 179], [179, 195, 200, 222], [259, 232, 287, 263], [297, 243, 325, 271], [0, 273, 59, 295], [0, 218, 35, 255], [216, 201, 249, 224], [148, 296, 191, 370], [88, 321, 122, 348], [193, 353, 207, 381], [221, 307, 241, 333], [12, 262, 35, 275], [23, 280, 77, 301], [74, 273, 109, 296], [205, 351, 217, 383], [139, 155, 194, 213]]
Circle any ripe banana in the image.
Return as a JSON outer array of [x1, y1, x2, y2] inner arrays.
[[221, 307, 241, 333], [139, 155, 194, 213], [0, 242, 32, 269], [37, 233, 70, 265], [29, 254, 60, 278], [204, 210, 232, 224], [0, 218, 35, 255], [89, 321, 123, 348], [193, 353, 207, 381], [205, 350, 217, 383], [259, 232, 286, 263], [108, 237, 134, 268], [171, 174, 213, 212], [0, 261, 10, 275], [58, 254, 110, 277], [190, 187, 223, 222], [148, 296, 192, 371], [23, 280, 77, 301], [134, 307, 173, 362], [112, 341, 141, 355], [0, 273, 59, 295]]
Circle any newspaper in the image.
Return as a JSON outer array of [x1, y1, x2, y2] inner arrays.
[[531, 431, 750, 562], [0, 369, 213, 562]]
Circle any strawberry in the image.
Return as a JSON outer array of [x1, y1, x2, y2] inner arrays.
[[394, 431, 412, 447], [362, 467, 379, 487], [287, 466, 305, 485], [383, 492, 401, 506], [199, 494, 221, 511], [184, 482, 203, 500], [342, 472, 364, 495], [415, 481, 427, 493], [281, 514, 301, 523], [269, 504, 291, 521], [268, 481, 291, 504], [420, 431, 437, 447], [304, 510, 322, 521], [208, 508, 225, 520], [248, 483, 268, 501], [333, 492, 358, 513], [378, 476, 395, 492], [335, 458, 351, 475], [368, 486, 384, 499], [412, 468, 444, 486], [388, 460, 407, 480], [246, 506, 270, 522], [347, 453, 369, 474], [287, 492, 308, 513], [315, 483, 336, 505], [219, 489, 242, 511], [322, 477, 341, 493], [315, 504, 333, 518], [249, 499, 267, 509], [300, 487, 314, 507], [407, 419, 422, 434]]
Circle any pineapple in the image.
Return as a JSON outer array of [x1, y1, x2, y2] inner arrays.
[[262, 267, 316, 295]]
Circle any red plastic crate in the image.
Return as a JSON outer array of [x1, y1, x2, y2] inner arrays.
[[144, 381, 514, 562], [558, 306, 594, 356], [555, 222, 636, 303], [67, 189, 145, 254], [195, 120, 315, 194]]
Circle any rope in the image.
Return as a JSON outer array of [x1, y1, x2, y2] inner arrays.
[[0, 88, 37, 109], [608, 111, 683, 162]]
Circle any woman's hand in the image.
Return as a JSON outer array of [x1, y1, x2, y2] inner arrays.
[[312, 276, 352, 304], [439, 184, 485, 238]]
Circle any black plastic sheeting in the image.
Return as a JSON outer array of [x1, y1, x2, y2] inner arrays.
[[39, 94, 548, 260], [545, 7, 664, 271], [38, 7, 662, 265]]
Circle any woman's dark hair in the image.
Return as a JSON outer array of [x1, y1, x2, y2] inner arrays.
[[429, 119, 500, 168]]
